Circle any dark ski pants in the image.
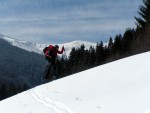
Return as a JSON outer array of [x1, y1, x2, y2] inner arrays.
[[45, 57, 57, 79]]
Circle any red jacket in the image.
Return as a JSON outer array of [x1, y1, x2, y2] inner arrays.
[[44, 45, 64, 59]]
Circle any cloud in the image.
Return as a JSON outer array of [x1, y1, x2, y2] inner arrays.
[[0, 15, 134, 44], [0, 0, 141, 43]]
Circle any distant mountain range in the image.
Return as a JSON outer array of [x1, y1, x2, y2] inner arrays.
[[0, 33, 96, 57]]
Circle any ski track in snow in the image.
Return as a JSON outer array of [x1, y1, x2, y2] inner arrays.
[[30, 88, 76, 113]]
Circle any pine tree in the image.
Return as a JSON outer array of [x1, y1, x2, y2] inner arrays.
[[78, 44, 85, 65], [107, 37, 114, 56], [112, 34, 122, 54], [133, 0, 150, 53], [96, 41, 105, 65], [135, 0, 150, 30], [122, 28, 136, 54], [83, 49, 90, 68], [108, 37, 113, 50], [68, 48, 76, 74], [89, 46, 96, 67]]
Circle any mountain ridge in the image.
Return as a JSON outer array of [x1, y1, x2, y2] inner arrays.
[[0, 34, 96, 57]]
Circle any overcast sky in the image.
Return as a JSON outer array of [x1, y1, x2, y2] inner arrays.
[[0, 0, 142, 44]]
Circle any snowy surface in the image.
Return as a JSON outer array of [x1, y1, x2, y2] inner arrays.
[[0, 52, 150, 113], [0, 34, 96, 57]]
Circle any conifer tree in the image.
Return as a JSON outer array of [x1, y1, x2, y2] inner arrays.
[[96, 41, 105, 65], [134, 0, 150, 52], [108, 37, 113, 50], [68, 48, 76, 74], [135, 0, 150, 30], [89, 46, 96, 67], [122, 29, 136, 54], [112, 34, 122, 54]]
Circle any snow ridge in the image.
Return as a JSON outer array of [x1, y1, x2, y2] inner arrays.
[[0, 34, 96, 57], [31, 88, 76, 113]]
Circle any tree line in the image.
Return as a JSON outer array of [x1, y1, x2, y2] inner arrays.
[[56, 28, 136, 77], [56, 0, 150, 78]]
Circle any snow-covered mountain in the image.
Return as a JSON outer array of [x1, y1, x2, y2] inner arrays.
[[0, 34, 96, 57], [0, 51, 150, 113]]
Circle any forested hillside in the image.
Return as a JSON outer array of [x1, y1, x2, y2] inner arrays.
[[0, 38, 47, 100]]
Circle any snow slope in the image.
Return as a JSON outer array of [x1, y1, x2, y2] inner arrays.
[[0, 34, 96, 57], [0, 52, 150, 113]]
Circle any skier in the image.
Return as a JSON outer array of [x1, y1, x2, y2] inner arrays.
[[44, 45, 65, 80]]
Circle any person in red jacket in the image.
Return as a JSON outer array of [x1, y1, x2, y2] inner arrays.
[[44, 45, 64, 80]]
